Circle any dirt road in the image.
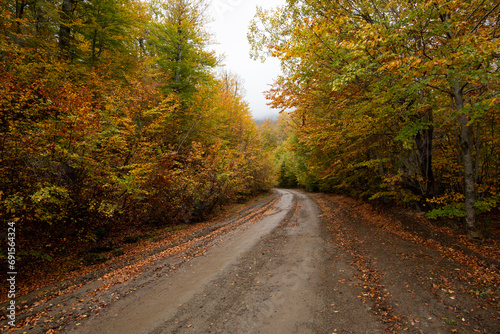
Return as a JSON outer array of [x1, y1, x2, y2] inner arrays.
[[3, 189, 499, 333], [64, 189, 342, 333]]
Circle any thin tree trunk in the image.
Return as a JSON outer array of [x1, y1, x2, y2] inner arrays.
[[174, 31, 183, 91], [415, 109, 434, 198], [475, 122, 481, 187], [176, 112, 202, 152], [91, 29, 98, 64], [15, 0, 27, 45], [453, 80, 477, 231], [59, 0, 74, 57]]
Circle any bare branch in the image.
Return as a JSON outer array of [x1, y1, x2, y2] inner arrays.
[[470, 1, 500, 34], [465, 0, 487, 22]]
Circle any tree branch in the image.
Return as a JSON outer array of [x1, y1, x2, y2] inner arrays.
[[470, 1, 500, 34]]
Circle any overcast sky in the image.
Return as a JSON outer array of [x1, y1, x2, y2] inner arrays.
[[207, 0, 286, 120]]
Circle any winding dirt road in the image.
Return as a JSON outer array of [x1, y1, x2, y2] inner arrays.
[[66, 189, 343, 334], [5, 189, 498, 333]]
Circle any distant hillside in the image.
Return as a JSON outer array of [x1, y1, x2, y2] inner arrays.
[[254, 115, 278, 126]]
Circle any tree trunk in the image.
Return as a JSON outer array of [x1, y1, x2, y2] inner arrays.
[[15, 0, 27, 45], [59, 0, 74, 57], [415, 108, 434, 198], [91, 29, 98, 63], [174, 25, 183, 92], [453, 80, 477, 231]]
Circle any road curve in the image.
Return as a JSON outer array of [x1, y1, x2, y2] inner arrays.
[[65, 189, 338, 334], [10, 189, 497, 334]]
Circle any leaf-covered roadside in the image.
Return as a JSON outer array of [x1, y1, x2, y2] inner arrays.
[[314, 193, 499, 333]]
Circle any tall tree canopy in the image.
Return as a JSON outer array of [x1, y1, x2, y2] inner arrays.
[[0, 0, 274, 267], [249, 0, 500, 232]]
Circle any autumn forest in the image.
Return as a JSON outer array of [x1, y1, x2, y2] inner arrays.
[[252, 0, 500, 233], [1, 0, 499, 287], [1, 0, 276, 268]]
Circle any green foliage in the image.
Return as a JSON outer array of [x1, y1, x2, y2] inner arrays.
[[148, 0, 217, 99], [427, 204, 466, 220], [31, 186, 71, 225], [474, 196, 500, 214], [28, 251, 54, 262], [426, 194, 499, 219]]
